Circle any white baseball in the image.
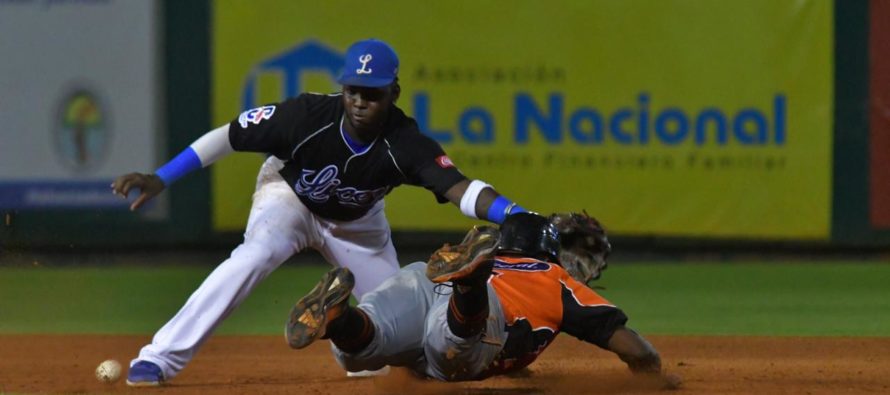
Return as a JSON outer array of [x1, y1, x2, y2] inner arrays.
[[95, 359, 122, 383]]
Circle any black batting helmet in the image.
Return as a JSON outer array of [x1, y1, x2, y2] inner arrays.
[[496, 212, 560, 261]]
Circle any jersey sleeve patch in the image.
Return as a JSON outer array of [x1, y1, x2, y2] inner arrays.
[[238, 105, 276, 128]]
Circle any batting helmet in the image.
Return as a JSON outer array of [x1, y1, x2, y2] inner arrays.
[[497, 212, 561, 261]]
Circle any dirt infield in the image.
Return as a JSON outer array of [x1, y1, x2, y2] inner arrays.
[[1, 335, 888, 394]]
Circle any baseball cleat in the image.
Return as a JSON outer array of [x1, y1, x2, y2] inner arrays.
[[126, 360, 164, 387], [286, 267, 354, 349], [346, 365, 392, 378], [426, 226, 500, 283]]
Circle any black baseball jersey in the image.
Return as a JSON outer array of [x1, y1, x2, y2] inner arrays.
[[227, 93, 466, 221]]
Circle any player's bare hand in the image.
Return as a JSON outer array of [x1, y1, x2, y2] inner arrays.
[[110, 172, 165, 211]]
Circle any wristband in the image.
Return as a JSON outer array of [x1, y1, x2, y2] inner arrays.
[[486, 196, 527, 224], [155, 147, 202, 186], [459, 180, 492, 218]]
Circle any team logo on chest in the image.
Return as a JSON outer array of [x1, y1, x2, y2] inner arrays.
[[294, 164, 390, 207]]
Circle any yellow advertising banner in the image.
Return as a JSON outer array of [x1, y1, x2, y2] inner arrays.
[[212, 0, 832, 239]]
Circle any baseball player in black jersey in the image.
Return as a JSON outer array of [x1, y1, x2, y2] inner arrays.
[[112, 39, 528, 386]]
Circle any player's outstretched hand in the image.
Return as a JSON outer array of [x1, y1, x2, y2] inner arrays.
[[633, 371, 682, 391], [111, 172, 165, 211]]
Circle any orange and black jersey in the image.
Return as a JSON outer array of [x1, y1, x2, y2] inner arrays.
[[480, 256, 628, 378]]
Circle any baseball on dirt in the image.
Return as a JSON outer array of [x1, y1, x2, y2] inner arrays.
[[95, 359, 122, 383]]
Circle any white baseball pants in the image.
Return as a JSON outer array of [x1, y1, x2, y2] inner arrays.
[[132, 157, 400, 380]]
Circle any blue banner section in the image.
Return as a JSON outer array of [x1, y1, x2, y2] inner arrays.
[[0, 180, 129, 210]]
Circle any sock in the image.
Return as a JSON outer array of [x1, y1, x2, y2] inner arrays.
[[446, 282, 489, 338], [326, 307, 375, 353]]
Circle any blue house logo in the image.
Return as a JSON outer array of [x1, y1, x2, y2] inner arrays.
[[241, 40, 344, 110]]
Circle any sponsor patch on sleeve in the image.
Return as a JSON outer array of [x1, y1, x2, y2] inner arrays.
[[435, 155, 455, 168], [238, 105, 276, 128]]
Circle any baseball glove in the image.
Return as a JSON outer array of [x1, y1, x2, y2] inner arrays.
[[549, 211, 611, 284]]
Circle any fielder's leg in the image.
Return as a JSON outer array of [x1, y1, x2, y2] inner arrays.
[[129, 157, 318, 384]]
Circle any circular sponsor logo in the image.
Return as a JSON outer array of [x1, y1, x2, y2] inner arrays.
[[54, 88, 110, 172]]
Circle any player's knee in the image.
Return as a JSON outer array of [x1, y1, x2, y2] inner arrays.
[[232, 239, 291, 270], [423, 345, 485, 381], [232, 243, 272, 263], [423, 331, 489, 381], [330, 342, 387, 373]]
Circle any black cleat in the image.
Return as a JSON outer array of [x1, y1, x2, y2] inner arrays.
[[426, 226, 500, 284], [286, 267, 354, 349]]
